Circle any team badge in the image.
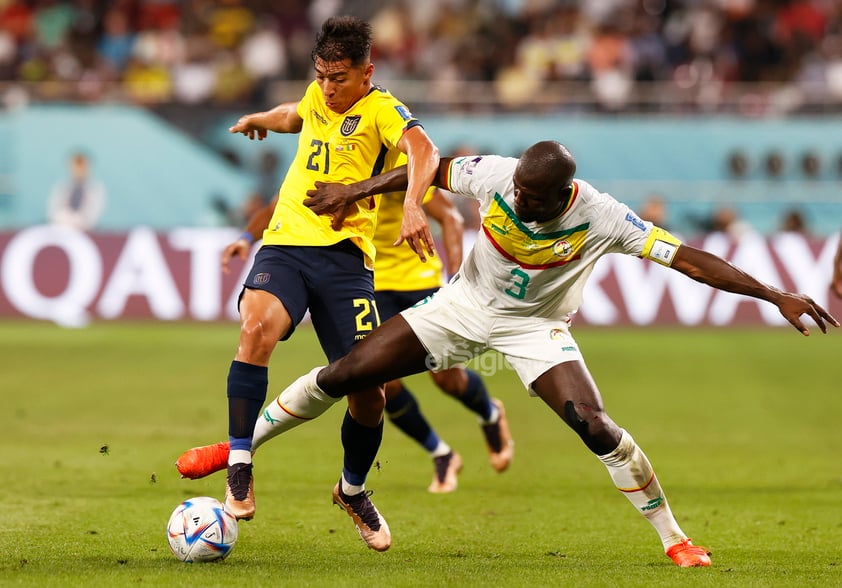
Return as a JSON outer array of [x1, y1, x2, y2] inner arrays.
[[552, 239, 572, 257], [549, 328, 565, 340], [341, 115, 361, 136]]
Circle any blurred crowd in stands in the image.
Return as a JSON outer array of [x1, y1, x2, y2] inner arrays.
[[1, 0, 841, 112]]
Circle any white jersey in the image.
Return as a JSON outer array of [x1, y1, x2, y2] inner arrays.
[[444, 154, 681, 321]]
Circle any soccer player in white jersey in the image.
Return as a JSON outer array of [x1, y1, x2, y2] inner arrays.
[[251, 141, 837, 567]]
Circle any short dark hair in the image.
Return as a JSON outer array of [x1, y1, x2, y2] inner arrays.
[[311, 16, 372, 67]]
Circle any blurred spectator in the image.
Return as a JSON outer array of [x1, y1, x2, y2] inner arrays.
[[800, 150, 821, 178], [97, 8, 136, 73], [779, 208, 810, 235], [711, 206, 755, 239], [0, 1, 838, 112], [727, 150, 750, 178], [47, 150, 106, 231], [764, 150, 786, 178], [639, 194, 669, 230]]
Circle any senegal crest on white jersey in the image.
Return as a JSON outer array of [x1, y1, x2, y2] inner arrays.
[[443, 154, 683, 320]]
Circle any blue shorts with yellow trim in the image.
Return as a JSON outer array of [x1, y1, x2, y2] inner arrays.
[[242, 240, 379, 362]]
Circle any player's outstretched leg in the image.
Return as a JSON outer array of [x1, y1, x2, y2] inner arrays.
[[386, 381, 462, 493], [175, 366, 338, 481], [176, 441, 229, 480], [598, 430, 711, 567]]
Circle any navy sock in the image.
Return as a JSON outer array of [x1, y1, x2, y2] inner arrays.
[[341, 408, 383, 487], [386, 385, 439, 452], [227, 360, 268, 452], [455, 369, 493, 421]]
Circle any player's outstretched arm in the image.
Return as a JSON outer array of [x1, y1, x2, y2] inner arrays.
[[395, 126, 440, 262], [304, 157, 458, 230], [670, 244, 839, 335], [229, 102, 303, 139], [304, 166, 410, 230]]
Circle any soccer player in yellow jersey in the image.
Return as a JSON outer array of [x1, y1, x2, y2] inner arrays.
[[176, 16, 438, 552], [180, 185, 513, 492], [373, 186, 514, 492]]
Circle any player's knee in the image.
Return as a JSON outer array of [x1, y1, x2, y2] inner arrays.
[[347, 386, 386, 426], [562, 400, 619, 455], [237, 318, 278, 363], [383, 379, 403, 400]]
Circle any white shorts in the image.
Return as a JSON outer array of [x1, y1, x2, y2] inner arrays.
[[400, 282, 584, 394]]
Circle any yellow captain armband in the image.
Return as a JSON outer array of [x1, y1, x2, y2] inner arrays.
[[641, 227, 682, 266]]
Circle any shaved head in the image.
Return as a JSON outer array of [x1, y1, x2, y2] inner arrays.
[[516, 141, 576, 191], [511, 141, 577, 223]]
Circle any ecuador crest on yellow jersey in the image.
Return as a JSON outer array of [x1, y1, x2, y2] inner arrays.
[[261, 81, 421, 268]]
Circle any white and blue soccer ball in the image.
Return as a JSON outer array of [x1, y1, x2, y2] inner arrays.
[[166, 496, 238, 563]]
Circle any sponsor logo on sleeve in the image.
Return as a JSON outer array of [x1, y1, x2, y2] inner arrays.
[[625, 212, 646, 231], [458, 156, 482, 175], [394, 105, 412, 120]]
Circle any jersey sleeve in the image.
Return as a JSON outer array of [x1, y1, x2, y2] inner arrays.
[[296, 81, 318, 118], [597, 195, 683, 266], [444, 155, 514, 204], [374, 95, 421, 150]]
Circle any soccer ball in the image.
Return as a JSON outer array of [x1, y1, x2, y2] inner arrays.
[[166, 496, 238, 563]]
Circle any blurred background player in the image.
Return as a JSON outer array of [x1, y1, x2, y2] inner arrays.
[[372, 182, 513, 493], [177, 15, 440, 553], [180, 182, 514, 494]]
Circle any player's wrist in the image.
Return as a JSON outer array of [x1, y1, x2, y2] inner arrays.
[[239, 231, 255, 244]]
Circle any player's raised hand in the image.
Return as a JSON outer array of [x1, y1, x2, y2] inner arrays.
[[304, 182, 359, 230], [229, 115, 268, 141], [221, 238, 251, 274], [774, 291, 839, 335], [396, 201, 435, 262]]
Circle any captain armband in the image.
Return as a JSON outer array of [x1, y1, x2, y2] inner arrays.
[[641, 227, 682, 267]]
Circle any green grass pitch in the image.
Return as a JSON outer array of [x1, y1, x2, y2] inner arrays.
[[1, 320, 840, 587]]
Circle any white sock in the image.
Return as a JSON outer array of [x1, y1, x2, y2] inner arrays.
[[431, 440, 452, 458], [252, 367, 339, 452], [341, 473, 365, 497], [228, 449, 251, 466], [598, 429, 687, 550]]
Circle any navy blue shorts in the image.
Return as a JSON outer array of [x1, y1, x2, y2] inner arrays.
[[243, 241, 379, 362], [375, 287, 439, 322]]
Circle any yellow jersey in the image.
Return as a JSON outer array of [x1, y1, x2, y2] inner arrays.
[[261, 81, 421, 268], [373, 185, 444, 291]]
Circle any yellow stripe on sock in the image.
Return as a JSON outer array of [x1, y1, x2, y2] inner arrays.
[[617, 472, 655, 493], [275, 397, 316, 420]]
